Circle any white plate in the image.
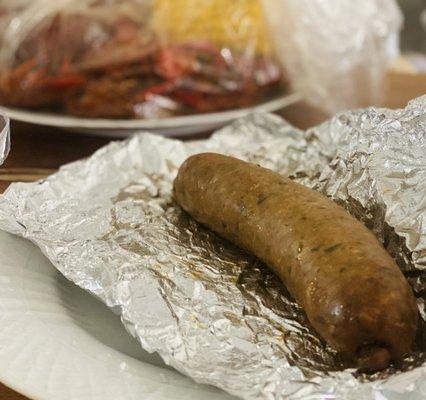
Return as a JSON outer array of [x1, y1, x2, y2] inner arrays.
[[0, 93, 301, 137], [0, 230, 236, 400]]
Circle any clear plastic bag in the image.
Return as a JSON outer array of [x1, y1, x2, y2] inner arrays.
[[0, 113, 10, 165], [0, 0, 285, 119], [262, 0, 402, 113], [0, 0, 402, 118]]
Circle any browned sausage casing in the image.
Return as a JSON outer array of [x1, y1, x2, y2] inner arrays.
[[173, 153, 418, 371]]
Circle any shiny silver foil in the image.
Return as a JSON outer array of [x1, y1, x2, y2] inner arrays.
[[0, 96, 425, 399]]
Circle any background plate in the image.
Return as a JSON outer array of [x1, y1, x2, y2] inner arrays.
[[0, 93, 301, 138], [0, 230, 236, 400]]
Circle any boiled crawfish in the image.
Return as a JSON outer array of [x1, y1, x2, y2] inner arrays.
[[0, 14, 285, 118]]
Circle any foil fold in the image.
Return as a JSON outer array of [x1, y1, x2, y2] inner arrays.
[[0, 97, 425, 399]]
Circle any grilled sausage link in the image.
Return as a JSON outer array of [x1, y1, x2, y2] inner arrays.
[[173, 153, 418, 371]]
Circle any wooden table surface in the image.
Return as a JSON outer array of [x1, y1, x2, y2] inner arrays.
[[0, 70, 425, 400]]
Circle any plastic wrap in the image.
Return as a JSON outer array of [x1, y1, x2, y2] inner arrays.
[[0, 97, 424, 399], [0, 0, 402, 118], [0, 0, 31, 34], [0, 113, 10, 165], [262, 0, 403, 113], [0, 0, 285, 119]]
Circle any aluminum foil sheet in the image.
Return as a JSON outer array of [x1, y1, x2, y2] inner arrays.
[[0, 96, 425, 399]]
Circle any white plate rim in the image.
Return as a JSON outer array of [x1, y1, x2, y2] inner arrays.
[[0, 93, 301, 131], [0, 231, 234, 400]]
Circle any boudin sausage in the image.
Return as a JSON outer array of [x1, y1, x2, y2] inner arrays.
[[173, 153, 418, 371]]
